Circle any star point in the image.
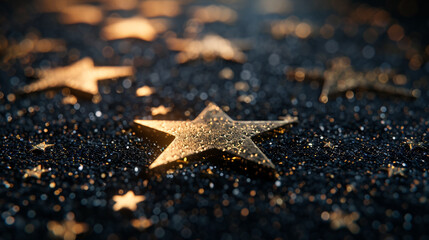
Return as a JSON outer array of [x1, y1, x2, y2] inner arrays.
[[112, 191, 145, 211], [134, 102, 297, 172]]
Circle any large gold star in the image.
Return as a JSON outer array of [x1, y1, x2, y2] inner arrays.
[[134, 102, 297, 170], [23, 165, 50, 179], [112, 191, 145, 211], [287, 57, 419, 103], [20, 57, 134, 96], [166, 34, 248, 64]]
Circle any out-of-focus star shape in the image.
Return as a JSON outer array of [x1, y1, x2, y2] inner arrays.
[[380, 165, 407, 177], [134, 102, 297, 170], [1, 35, 66, 63], [166, 34, 249, 64], [101, 17, 169, 41], [190, 5, 238, 24], [113, 191, 145, 211], [287, 57, 420, 103], [47, 212, 88, 240], [326, 209, 360, 234], [20, 57, 134, 96], [23, 165, 50, 179], [140, 0, 182, 18], [323, 141, 335, 149], [151, 105, 172, 116], [31, 141, 54, 152]]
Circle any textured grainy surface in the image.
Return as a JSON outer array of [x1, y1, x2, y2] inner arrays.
[[0, 0, 429, 239]]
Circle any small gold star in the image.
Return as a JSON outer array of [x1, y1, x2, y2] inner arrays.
[[101, 17, 169, 41], [287, 57, 419, 103], [20, 57, 134, 96], [151, 105, 172, 116], [136, 86, 155, 97], [58, 5, 103, 25], [134, 102, 297, 170], [31, 141, 55, 152], [323, 141, 335, 149], [47, 212, 88, 240], [166, 34, 248, 64], [191, 5, 237, 24], [23, 165, 50, 179], [380, 165, 407, 177], [1, 35, 66, 63], [112, 191, 145, 211], [139, 0, 182, 18], [131, 217, 152, 230], [404, 139, 426, 150], [323, 209, 360, 234]]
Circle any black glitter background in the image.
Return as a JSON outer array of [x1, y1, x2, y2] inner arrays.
[[1, 0, 429, 239]]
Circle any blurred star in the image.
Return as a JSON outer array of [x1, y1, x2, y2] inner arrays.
[[131, 217, 152, 230], [136, 86, 155, 97], [287, 57, 419, 103], [191, 5, 238, 24], [323, 142, 335, 149], [166, 34, 248, 63], [31, 141, 54, 152], [113, 191, 145, 211], [327, 209, 360, 234], [101, 17, 169, 41], [20, 57, 134, 96], [47, 212, 88, 240], [140, 0, 182, 18], [151, 105, 172, 116], [58, 5, 104, 25], [134, 102, 298, 170], [1, 35, 66, 63], [380, 165, 406, 177], [23, 165, 50, 179]]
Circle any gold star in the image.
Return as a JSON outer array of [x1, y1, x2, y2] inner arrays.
[[139, 0, 182, 18], [1, 35, 66, 63], [151, 105, 172, 116], [166, 34, 248, 64], [323, 141, 335, 149], [58, 4, 104, 25], [20, 57, 134, 96], [134, 102, 297, 170], [23, 165, 50, 179], [287, 57, 419, 103], [47, 212, 88, 240], [322, 209, 360, 234], [131, 217, 152, 230], [136, 86, 155, 97], [380, 165, 407, 177], [31, 141, 54, 152], [113, 191, 145, 211], [191, 5, 238, 24], [404, 139, 426, 150], [101, 17, 169, 41]]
